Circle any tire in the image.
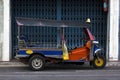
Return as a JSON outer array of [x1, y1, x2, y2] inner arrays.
[[93, 56, 106, 69], [29, 55, 45, 71]]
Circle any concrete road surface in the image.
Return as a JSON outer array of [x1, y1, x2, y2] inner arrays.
[[0, 64, 120, 80]]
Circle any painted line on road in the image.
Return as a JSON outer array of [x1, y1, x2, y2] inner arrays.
[[0, 69, 119, 75], [0, 74, 120, 77]]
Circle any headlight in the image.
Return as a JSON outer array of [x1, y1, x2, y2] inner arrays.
[[92, 41, 99, 44]]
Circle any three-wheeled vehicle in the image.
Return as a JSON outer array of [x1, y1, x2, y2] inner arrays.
[[15, 17, 106, 71]]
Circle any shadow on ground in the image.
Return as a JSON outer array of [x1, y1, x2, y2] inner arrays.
[[0, 63, 119, 72], [0, 63, 106, 72]]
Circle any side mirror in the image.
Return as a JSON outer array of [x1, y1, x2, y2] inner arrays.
[[92, 41, 99, 44]]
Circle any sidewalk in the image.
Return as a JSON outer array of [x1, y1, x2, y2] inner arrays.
[[0, 61, 120, 67], [106, 61, 120, 67], [0, 61, 28, 67]]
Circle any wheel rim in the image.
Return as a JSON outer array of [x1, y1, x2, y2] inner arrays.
[[95, 58, 104, 67], [32, 58, 43, 69]]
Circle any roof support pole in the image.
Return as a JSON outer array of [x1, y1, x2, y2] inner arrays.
[[57, 0, 61, 48]]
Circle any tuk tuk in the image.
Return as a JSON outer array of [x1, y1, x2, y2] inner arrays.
[[15, 17, 106, 71]]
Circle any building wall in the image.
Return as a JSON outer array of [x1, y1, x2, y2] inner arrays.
[[2, 0, 10, 61], [0, 0, 119, 61], [0, 0, 3, 60], [119, 0, 120, 60], [109, 0, 119, 61]]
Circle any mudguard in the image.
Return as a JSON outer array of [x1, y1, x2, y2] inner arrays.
[[93, 45, 102, 56]]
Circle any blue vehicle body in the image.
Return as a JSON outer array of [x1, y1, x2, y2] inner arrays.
[[18, 49, 63, 58]]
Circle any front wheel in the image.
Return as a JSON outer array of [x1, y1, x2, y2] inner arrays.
[[93, 56, 106, 69], [29, 55, 45, 71]]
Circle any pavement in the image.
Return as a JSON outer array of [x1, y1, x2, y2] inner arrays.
[[0, 66, 120, 80], [0, 61, 27, 67], [0, 60, 120, 67], [0, 60, 119, 80]]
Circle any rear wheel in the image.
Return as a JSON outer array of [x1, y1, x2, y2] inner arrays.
[[29, 55, 45, 71], [93, 56, 106, 69]]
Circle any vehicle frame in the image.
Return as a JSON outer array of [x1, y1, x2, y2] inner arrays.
[[15, 17, 106, 71]]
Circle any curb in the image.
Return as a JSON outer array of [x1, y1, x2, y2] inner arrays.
[[106, 62, 120, 67], [0, 61, 28, 67]]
